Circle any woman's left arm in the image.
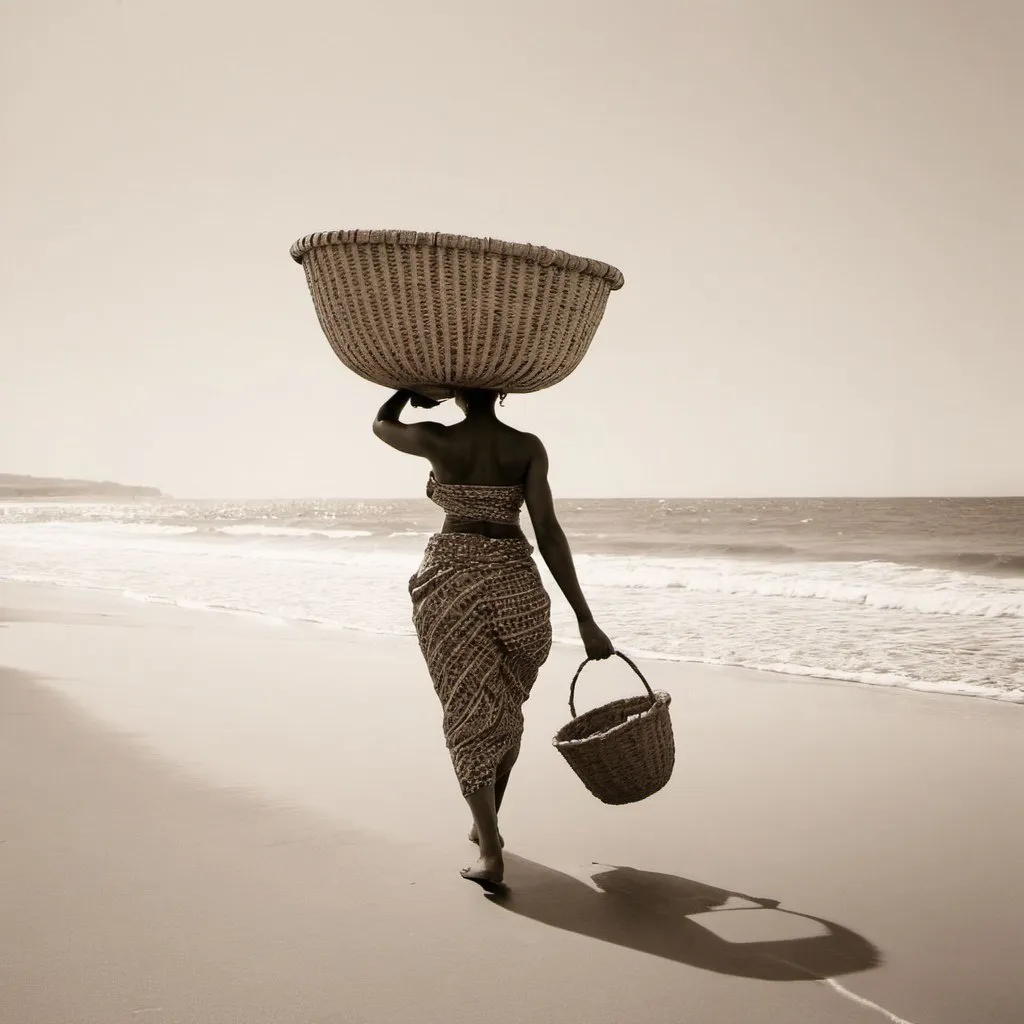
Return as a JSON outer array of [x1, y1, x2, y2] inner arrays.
[[372, 389, 445, 457]]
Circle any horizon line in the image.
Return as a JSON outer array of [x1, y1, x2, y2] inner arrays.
[[128, 492, 1024, 502]]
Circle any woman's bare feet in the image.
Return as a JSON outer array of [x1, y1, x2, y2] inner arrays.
[[468, 823, 504, 848], [463, 782, 504, 891], [461, 852, 505, 892]]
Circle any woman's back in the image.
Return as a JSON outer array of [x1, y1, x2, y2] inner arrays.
[[428, 419, 536, 488]]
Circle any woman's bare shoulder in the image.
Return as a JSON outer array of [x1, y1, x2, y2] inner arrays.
[[503, 422, 543, 446], [500, 425, 544, 462]]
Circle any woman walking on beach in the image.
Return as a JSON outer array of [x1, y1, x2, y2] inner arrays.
[[373, 387, 614, 890]]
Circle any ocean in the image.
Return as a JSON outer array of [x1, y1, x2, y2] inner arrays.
[[1, 496, 1021, 704]]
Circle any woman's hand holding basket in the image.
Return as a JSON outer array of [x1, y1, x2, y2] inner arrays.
[[579, 620, 614, 660]]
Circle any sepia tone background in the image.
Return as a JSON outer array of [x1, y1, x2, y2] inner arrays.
[[3, 7, 1024, 1024], [2, 0, 1020, 499]]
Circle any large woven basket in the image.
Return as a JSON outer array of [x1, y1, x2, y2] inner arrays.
[[289, 229, 624, 396], [553, 651, 674, 805]]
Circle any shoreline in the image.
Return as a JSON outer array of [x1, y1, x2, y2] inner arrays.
[[5, 575, 1022, 708], [2, 579, 1023, 1022]]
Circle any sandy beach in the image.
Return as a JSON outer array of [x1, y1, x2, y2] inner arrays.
[[2, 580, 1022, 1024]]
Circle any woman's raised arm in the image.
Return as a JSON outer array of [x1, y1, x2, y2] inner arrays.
[[372, 389, 446, 458]]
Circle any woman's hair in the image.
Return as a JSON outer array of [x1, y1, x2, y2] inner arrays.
[[459, 387, 508, 410]]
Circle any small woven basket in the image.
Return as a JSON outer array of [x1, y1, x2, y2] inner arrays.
[[289, 229, 624, 395], [553, 651, 675, 805]]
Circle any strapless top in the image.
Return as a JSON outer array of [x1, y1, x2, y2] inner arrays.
[[426, 472, 524, 526]]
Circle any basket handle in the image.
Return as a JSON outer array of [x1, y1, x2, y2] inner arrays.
[[568, 650, 655, 719]]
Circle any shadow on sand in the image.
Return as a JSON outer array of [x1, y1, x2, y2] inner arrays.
[[486, 855, 881, 981]]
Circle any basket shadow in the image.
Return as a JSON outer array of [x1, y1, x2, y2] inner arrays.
[[488, 856, 881, 981]]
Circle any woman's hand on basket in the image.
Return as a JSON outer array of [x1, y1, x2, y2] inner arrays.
[[408, 392, 442, 409], [579, 620, 614, 661]]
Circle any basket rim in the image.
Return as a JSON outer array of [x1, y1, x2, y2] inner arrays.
[[552, 689, 672, 749], [289, 228, 625, 291]]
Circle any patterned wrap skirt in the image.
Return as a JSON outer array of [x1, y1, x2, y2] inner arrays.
[[409, 533, 553, 797]]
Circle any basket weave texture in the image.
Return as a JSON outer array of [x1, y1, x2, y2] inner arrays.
[[553, 651, 675, 805], [290, 229, 624, 395]]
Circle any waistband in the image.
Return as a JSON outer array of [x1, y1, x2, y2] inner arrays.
[[422, 532, 536, 565]]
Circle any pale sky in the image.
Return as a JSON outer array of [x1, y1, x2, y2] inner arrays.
[[1, 0, 1020, 499]]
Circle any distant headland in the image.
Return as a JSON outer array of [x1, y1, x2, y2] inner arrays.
[[0, 474, 164, 500]]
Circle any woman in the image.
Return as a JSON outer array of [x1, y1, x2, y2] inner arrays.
[[373, 386, 614, 891]]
